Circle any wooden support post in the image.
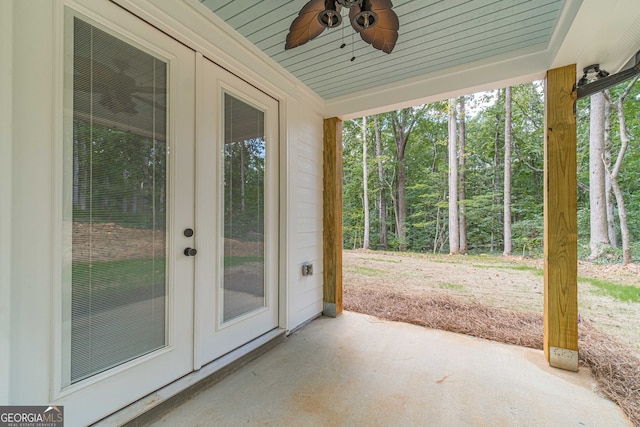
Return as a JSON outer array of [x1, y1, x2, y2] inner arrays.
[[544, 64, 579, 371], [323, 117, 343, 317]]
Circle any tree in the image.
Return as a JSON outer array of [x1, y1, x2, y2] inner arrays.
[[341, 119, 366, 248], [491, 89, 504, 252], [390, 107, 425, 250], [374, 116, 388, 249], [403, 102, 449, 252], [503, 86, 512, 255], [448, 98, 459, 254], [458, 96, 467, 253], [603, 90, 617, 247], [340, 79, 639, 260], [589, 91, 611, 259], [240, 141, 246, 211], [605, 75, 639, 265], [362, 116, 370, 249]]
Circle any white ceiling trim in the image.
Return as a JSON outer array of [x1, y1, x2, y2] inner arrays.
[[325, 43, 551, 119]]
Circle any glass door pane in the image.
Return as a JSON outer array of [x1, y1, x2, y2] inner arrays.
[[196, 57, 278, 365], [64, 17, 168, 384], [222, 93, 266, 322]]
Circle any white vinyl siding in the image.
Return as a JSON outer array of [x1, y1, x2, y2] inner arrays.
[[287, 102, 324, 330]]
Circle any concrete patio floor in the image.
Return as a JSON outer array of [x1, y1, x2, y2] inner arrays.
[[145, 311, 631, 426]]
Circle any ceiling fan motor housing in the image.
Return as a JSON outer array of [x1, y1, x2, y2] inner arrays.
[[336, 0, 363, 7]]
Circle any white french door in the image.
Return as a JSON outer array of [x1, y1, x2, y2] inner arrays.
[[59, 2, 279, 424], [195, 57, 280, 366], [59, 4, 196, 424]]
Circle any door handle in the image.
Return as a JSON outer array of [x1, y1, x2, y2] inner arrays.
[[184, 247, 198, 256]]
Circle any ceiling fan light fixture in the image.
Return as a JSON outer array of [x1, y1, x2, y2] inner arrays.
[[285, 0, 398, 54], [318, 0, 342, 28], [352, 8, 377, 30]]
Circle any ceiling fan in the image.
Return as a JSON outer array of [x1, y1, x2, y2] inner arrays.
[[285, 0, 399, 54]]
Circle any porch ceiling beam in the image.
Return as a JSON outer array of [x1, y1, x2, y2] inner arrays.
[[543, 64, 579, 371], [323, 117, 343, 318]]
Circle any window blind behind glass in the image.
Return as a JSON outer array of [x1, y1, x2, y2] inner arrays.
[[69, 17, 168, 383]]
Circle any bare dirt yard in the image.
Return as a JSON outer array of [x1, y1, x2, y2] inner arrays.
[[343, 250, 640, 424], [343, 250, 640, 351]]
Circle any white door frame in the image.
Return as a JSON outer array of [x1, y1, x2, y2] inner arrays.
[[52, 3, 196, 425], [194, 55, 280, 368]]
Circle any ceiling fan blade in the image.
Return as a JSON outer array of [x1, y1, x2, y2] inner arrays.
[[285, 0, 332, 50], [74, 56, 120, 90], [350, 0, 399, 54], [74, 55, 165, 96]]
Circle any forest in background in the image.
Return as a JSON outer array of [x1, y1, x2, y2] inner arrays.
[[342, 76, 640, 264]]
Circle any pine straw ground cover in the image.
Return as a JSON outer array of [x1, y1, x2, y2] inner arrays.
[[344, 287, 640, 425]]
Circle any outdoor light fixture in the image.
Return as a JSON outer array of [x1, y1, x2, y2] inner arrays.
[[576, 51, 640, 99], [285, 0, 399, 54], [577, 64, 609, 87]]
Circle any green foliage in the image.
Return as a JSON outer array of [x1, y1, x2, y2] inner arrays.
[[512, 216, 543, 257], [72, 258, 165, 305], [582, 277, 640, 303], [344, 265, 386, 276], [73, 121, 167, 230], [223, 139, 266, 242], [576, 77, 640, 258], [587, 246, 625, 265], [470, 264, 543, 275], [342, 77, 640, 264], [439, 283, 465, 290], [224, 256, 264, 268]]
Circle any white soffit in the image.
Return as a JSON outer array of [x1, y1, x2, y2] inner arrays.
[[551, 0, 640, 76]]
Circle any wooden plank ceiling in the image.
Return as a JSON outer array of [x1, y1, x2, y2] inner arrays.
[[200, 0, 566, 100]]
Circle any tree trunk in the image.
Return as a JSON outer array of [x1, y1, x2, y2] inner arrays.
[[390, 108, 425, 251], [389, 181, 400, 238], [610, 180, 630, 264], [589, 91, 611, 259], [606, 76, 639, 265], [374, 116, 388, 249], [362, 116, 370, 249], [397, 155, 407, 250], [492, 89, 504, 253], [437, 190, 448, 253], [503, 86, 512, 256], [603, 90, 617, 247], [458, 96, 467, 253], [448, 98, 459, 254], [240, 141, 246, 211], [433, 197, 441, 254]]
